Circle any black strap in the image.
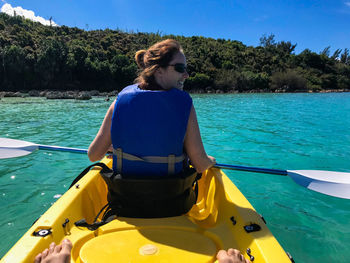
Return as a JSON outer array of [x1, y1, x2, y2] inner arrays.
[[71, 163, 115, 230], [74, 215, 115, 231], [74, 202, 115, 231], [69, 162, 112, 189], [102, 168, 199, 198], [193, 173, 201, 200]]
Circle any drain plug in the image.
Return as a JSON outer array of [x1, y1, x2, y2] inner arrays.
[[139, 244, 159, 255]]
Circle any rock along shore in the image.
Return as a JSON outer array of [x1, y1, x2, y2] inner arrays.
[[0, 90, 118, 100], [189, 87, 350, 94], [1, 88, 349, 99]]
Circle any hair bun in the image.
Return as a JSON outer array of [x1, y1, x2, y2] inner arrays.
[[135, 50, 147, 69]]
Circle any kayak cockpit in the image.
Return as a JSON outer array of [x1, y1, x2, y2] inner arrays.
[[1, 158, 292, 263]]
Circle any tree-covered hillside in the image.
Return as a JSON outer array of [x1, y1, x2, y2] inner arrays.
[[0, 13, 349, 93]]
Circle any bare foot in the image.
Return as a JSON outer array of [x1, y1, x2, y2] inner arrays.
[[217, 248, 251, 263], [34, 239, 72, 263]]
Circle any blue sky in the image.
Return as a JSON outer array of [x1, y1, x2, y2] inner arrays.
[[1, 0, 350, 54]]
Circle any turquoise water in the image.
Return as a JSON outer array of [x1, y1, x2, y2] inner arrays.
[[1, 93, 350, 262]]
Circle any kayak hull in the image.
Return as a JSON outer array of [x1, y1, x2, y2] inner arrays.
[[2, 158, 291, 262]]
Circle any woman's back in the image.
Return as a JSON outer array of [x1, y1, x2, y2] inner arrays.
[[111, 84, 192, 176]]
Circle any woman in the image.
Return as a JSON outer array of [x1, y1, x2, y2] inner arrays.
[[34, 40, 250, 263], [88, 39, 215, 175]]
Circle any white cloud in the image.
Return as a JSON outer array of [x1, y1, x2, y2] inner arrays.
[[345, 2, 350, 7], [0, 3, 58, 26]]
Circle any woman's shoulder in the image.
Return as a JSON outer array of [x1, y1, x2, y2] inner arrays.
[[119, 84, 139, 95]]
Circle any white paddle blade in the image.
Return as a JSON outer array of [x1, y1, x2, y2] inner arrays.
[[0, 138, 38, 159], [288, 170, 350, 199]]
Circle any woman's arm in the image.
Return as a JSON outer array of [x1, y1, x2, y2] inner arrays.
[[184, 105, 216, 173], [88, 101, 115, 162]]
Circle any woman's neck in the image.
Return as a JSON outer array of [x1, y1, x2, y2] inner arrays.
[[139, 80, 165, 91]]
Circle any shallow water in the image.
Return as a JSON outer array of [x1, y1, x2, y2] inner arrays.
[[1, 93, 350, 262]]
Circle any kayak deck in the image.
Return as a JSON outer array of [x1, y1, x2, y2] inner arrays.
[[2, 158, 291, 262], [78, 218, 218, 262]]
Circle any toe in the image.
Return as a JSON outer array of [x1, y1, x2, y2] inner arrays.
[[34, 253, 42, 263], [227, 248, 240, 256], [54, 244, 62, 253], [41, 249, 49, 259], [49, 242, 56, 254], [216, 250, 228, 259], [61, 239, 73, 252]]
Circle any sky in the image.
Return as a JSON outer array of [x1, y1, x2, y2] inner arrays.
[[1, 0, 350, 54]]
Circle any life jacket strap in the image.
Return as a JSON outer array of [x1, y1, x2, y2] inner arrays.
[[113, 148, 185, 175], [115, 148, 123, 173], [168, 155, 175, 175]]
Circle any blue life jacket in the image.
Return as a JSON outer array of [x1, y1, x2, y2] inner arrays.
[[111, 84, 193, 177]]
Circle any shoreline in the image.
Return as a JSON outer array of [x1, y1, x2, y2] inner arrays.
[[0, 90, 118, 100], [1, 88, 349, 100], [188, 87, 350, 94]]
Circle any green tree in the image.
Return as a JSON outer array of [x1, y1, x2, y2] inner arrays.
[[0, 12, 349, 92], [1, 45, 26, 90], [271, 70, 307, 92], [36, 38, 68, 89], [185, 73, 211, 90]]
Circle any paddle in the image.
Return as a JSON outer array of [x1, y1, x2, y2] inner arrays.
[[0, 137, 87, 159], [1, 137, 349, 199], [214, 163, 350, 199]]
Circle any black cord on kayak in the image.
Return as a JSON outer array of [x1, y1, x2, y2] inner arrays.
[[93, 203, 109, 223], [69, 162, 113, 189]]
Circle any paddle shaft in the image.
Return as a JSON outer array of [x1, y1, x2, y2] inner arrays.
[[214, 163, 288, 176], [37, 145, 88, 154], [2, 137, 349, 199]]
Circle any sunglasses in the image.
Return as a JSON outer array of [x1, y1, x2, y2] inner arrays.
[[168, 63, 188, 73]]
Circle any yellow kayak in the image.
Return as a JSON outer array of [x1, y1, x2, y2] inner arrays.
[[2, 157, 292, 263]]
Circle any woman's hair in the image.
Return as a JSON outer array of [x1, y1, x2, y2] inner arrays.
[[134, 39, 183, 90]]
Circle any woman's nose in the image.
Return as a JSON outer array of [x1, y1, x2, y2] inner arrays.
[[183, 71, 189, 79]]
